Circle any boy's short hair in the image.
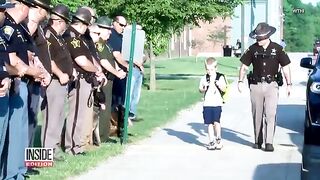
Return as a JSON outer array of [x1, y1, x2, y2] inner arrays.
[[205, 57, 217, 67]]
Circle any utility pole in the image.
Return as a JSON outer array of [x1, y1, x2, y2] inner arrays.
[[241, 3, 245, 54]]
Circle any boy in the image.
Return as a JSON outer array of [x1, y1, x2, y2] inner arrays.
[[199, 57, 227, 150]]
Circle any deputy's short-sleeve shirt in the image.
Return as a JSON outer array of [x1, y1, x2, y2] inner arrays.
[[240, 41, 290, 77], [33, 26, 52, 73], [83, 30, 100, 61], [63, 26, 93, 74], [45, 26, 73, 77], [3, 13, 29, 64]]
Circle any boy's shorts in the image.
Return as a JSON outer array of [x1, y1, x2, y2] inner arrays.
[[203, 106, 222, 124]]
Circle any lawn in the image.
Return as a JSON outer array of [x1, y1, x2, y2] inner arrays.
[[31, 56, 240, 180]]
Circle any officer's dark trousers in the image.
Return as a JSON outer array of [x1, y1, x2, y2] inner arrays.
[[250, 82, 278, 145], [0, 94, 9, 179], [65, 78, 92, 154], [41, 79, 67, 152], [4, 80, 28, 180], [97, 80, 113, 142], [112, 77, 126, 108], [27, 81, 41, 147]]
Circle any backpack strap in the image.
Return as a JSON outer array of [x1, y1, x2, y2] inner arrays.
[[215, 72, 225, 95]]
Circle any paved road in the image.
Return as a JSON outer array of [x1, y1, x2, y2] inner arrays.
[[71, 53, 309, 180]]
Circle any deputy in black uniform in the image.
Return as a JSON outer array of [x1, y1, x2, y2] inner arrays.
[[238, 23, 292, 152], [81, 7, 107, 146], [25, 0, 52, 156], [63, 7, 98, 155], [41, 4, 73, 160]]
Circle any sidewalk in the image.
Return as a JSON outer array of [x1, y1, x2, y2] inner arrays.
[[71, 53, 307, 180]]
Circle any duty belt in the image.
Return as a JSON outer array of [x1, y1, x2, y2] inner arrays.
[[255, 75, 276, 83]]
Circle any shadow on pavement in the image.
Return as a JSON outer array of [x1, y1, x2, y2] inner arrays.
[[187, 122, 253, 147], [163, 128, 206, 147], [253, 163, 301, 180], [277, 104, 304, 153], [277, 104, 304, 134]]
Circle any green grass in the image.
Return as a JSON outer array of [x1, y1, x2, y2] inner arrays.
[[30, 56, 240, 180]]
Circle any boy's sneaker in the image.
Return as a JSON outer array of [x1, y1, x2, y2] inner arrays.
[[215, 138, 223, 150], [207, 141, 216, 150]]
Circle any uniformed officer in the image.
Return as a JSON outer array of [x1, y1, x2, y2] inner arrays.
[[80, 6, 107, 146], [95, 16, 126, 143], [0, 1, 15, 178], [41, 4, 73, 160], [237, 22, 292, 152], [2, 0, 46, 179], [25, 0, 52, 152], [63, 7, 98, 155]]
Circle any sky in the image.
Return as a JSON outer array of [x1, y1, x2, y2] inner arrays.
[[301, 0, 320, 6]]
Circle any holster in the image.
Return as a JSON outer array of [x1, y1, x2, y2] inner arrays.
[[247, 71, 253, 86], [275, 71, 283, 86]]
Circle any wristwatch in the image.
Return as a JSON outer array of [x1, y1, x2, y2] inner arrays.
[[287, 83, 292, 86]]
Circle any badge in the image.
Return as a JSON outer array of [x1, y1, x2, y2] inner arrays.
[[71, 38, 80, 48], [271, 48, 277, 55], [97, 43, 104, 52], [244, 48, 250, 54], [2, 26, 14, 41]]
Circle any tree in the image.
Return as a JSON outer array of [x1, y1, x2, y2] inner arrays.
[[52, 0, 90, 12], [92, 0, 243, 90], [284, 0, 319, 52]]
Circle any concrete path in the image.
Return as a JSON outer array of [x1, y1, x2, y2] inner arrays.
[[71, 53, 309, 180]]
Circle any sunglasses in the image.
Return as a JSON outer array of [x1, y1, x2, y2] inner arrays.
[[117, 21, 126, 27]]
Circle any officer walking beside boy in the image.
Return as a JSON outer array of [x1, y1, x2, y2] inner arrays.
[[238, 22, 292, 152]]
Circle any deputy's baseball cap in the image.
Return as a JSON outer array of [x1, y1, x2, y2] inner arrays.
[[0, 0, 15, 9]]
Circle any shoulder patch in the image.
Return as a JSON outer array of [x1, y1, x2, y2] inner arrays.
[[71, 38, 80, 48], [97, 43, 104, 52], [244, 48, 250, 54], [2, 26, 14, 41], [47, 40, 51, 47], [45, 30, 52, 39]]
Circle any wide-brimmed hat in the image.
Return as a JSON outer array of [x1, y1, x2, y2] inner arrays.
[[32, 0, 51, 10], [51, 4, 70, 22], [0, 0, 15, 8], [249, 22, 276, 40], [96, 16, 112, 29], [72, 8, 91, 26], [16, 0, 36, 8]]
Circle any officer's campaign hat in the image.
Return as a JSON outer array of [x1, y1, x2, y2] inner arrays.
[[72, 8, 91, 26], [0, 0, 15, 8], [249, 22, 276, 40], [32, 0, 51, 10], [96, 16, 112, 29], [51, 4, 71, 22], [16, 0, 36, 7]]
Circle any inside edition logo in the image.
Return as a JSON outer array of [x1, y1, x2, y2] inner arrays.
[[25, 148, 54, 167]]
